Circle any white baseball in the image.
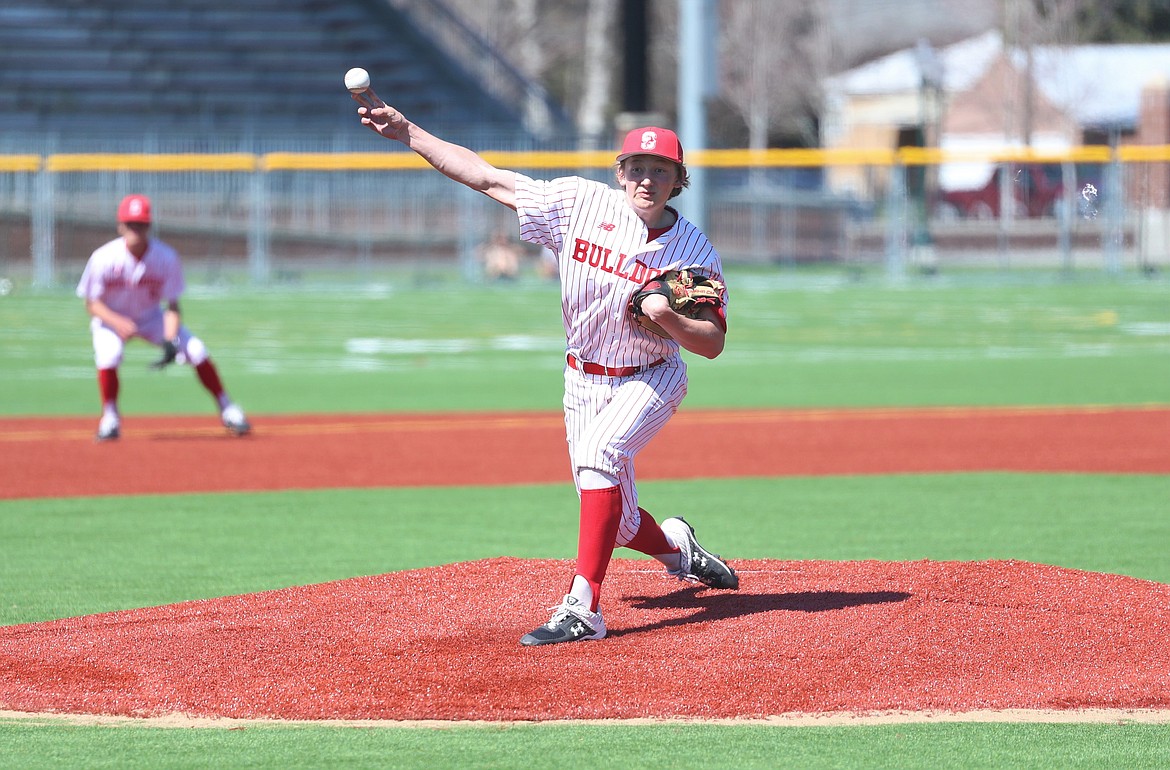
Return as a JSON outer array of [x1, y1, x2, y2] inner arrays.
[[344, 67, 370, 93]]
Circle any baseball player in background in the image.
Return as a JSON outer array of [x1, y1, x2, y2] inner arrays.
[[77, 194, 251, 441], [353, 94, 737, 646]]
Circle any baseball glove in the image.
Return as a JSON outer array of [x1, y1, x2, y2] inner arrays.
[[150, 337, 181, 370], [629, 269, 725, 338]]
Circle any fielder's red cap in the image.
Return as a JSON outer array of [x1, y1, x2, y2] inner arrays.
[[117, 194, 152, 224], [616, 127, 684, 165]]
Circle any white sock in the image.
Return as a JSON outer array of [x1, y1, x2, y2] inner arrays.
[[656, 523, 685, 571], [577, 467, 618, 490], [654, 552, 683, 572], [568, 575, 594, 610]]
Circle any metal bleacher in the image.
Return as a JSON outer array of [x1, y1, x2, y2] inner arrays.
[[0, 0, 535, 144]]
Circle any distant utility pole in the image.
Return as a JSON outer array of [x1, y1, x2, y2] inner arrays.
[[621, 0, 648, 113], [677, 0, 716, 233]]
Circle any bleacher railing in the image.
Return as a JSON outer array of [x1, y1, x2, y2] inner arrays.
[[384, 0, 572, 138]]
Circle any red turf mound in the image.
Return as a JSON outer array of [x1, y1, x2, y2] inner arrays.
[[1, 558, 1167, 721]]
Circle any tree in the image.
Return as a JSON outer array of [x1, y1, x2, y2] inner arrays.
[[1072, 0, 1170, 42], [578, 0, 619, 146], [717, 0, 830, 148]]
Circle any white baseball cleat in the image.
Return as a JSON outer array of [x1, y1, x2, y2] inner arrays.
[[95, 413, 120, 442], [661, 516, 739, 590], [520, 595, 607, 646], [221, 404, 251, 436]]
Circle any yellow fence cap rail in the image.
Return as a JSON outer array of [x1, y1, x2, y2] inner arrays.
[[1117, 145, 1170, 162], [980, 145, 1113, 163], [45, 154, 257, 172], [263, 152, 431, 171], [20, 145, 1170, 172], [0, 155, 41, 172], [262, 150, 620, 171], [479, 150, 617, 169]]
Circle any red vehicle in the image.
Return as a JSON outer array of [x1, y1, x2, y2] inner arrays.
[[934, 163, 1066, 220]]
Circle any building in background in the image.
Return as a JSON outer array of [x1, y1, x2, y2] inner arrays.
[[823, 30, 1170, 204]]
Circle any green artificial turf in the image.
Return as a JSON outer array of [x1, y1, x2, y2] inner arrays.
[[0, 716, 1165, 762], [2, 720, 1169, 770], [2, 269, 1167, 415]]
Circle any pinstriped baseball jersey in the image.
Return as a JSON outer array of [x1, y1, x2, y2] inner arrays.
[[514, 174, 727, 368], [515, 172, 727, 541]]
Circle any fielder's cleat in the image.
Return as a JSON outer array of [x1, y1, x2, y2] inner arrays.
[[221, 404, 251, 436], [520, 594, 606, 646], [95, 414, 121, 442], [661, 516, 739, 590]]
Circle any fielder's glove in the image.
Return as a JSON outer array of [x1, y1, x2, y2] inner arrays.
[[629, 269, 725, 338], [150, 337, 181, 370]]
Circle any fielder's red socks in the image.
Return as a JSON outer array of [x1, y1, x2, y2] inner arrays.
[[194, 359, 228, 405], [574, 485, 624, 612], [97, 367, 119, 412]]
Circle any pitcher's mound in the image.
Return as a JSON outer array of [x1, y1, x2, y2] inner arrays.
[[1, 558, 1168, 722]]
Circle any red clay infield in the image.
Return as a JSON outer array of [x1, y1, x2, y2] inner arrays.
[[1, 405, 1168, 723], [3, 404, 1169, 499]]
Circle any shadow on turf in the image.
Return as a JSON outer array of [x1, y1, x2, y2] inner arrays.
[[611, 587, 911, 638]]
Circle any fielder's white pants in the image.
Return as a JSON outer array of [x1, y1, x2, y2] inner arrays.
[[89, 313, 209, 369]]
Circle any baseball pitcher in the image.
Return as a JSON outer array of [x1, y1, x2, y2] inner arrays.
[[352, 86, 737, 646]]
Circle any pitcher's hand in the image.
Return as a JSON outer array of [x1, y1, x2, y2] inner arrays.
[[352, 89, 409, 143]]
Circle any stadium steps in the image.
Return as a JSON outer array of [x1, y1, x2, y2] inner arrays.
[[0, 0, 533, 140]]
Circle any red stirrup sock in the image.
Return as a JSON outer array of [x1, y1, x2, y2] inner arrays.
[[97, 367, 119, 408], [195, 359, 226, 402], [575, 486, 624, 612], [623, 507, 678, 557]]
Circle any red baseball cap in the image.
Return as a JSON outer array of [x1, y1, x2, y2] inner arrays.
[[117, 194, 152, 224], [617, 127, 684, 164]]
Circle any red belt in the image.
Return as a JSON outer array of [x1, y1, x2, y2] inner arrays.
[[567, 353, 665, 377]]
